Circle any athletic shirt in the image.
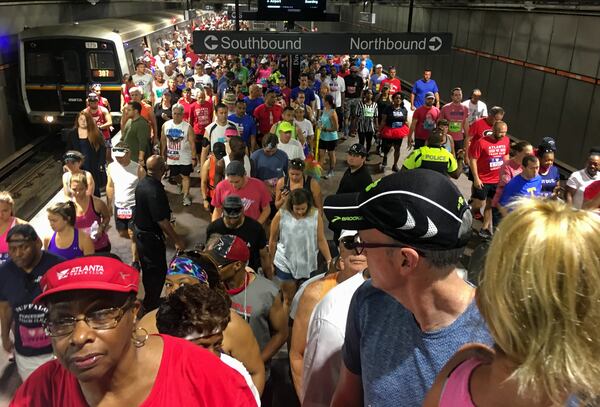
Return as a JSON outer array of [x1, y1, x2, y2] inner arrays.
[[0, 217, 16, 264], [48, 230, 84, 260], [539, 165, 560, 198], [319, 109, 338, 142], [107, 161, 139, 209], [283, 174, 312, 194], [223, 155, 252, 177], [207, 155, 218, 200], [229, 271, 279, 351], [441, 136, 453, 153], [85, 106, 110, 140], [274, 209, 319, 279], [438, 357, 482, 407], [163, 120, 193, 166], [75, 198, 110, 251]]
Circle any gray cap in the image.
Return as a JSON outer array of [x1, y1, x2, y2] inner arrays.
[[225, 160, 246, 177], [425, 91, 435, 99]]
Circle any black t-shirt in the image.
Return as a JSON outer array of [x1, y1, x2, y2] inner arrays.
[[376, 98, 392, 121], [337, 164, 373, 194], [383, 104, 408, 128], [206, 217, 267, 272], [134, 176, 171, 235], [154, 104, 173, 133], [344, 74, 364, 99], [0, 252, 65, 356]]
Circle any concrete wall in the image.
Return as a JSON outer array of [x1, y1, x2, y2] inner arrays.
[[318, 5, 600, 169], [0, 1, 176, 162]]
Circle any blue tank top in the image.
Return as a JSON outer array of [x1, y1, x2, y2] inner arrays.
[[319, 109, 338, 142], [48, 230, 84, 260]]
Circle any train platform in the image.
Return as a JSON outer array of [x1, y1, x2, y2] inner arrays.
[[0, 136, 474, 405]]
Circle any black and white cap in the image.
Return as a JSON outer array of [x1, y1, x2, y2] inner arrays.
[[324, 169, 472, 250]]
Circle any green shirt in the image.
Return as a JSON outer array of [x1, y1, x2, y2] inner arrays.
[[234, 66, 250, 92], [123, 116, 150, 163], [403, 145, 458, 175]]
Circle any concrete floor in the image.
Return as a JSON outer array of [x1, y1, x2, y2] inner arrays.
[[0, 135, 474, 405]]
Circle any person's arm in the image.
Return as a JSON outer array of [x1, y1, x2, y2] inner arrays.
[[295, 124, 306, 145], [316, 215, 332, 265], [257, 200, 271, 225], [79, 230, 95, 255], [289, 283, 322, 398], [330, 110, 339, 132], [93, 197, 112, 236], [0, 302, 13, 354], [331, 364, 364, 407], [62, 173, 72, 199], [86, 172, 95, 197], [310, 179, 323, 212], [407, 117, 417, 147], [259, 247, 273, 279], [106, 168, 115, 210], [498, 205, 509, 217], [262, 291, 289, 363], [214, 160, 225, 185], [157, 219, 185, 250], [410, 92, 416, 111], [149, 109, 159, 142], [200, 160, 211, 211], [211, 206, 223, 222], [225, 311, 266, 394], [434, 92, 440, 108], [101, 108, 112, 129], [565, 176, 577, 206], [268, 211, 281, 268], [470, 157, 483, 189]]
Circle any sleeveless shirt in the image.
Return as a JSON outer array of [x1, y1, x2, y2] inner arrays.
[[274, 209, 319, 279], [163, 120, 193, 165]]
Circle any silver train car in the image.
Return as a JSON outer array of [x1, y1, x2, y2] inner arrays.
[[18, 11, 194, 126]]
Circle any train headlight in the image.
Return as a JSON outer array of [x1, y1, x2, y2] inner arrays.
[[44, 115, 55, 123]]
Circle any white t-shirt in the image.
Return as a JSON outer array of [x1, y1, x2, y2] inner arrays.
[[462, 99, 488, 125], [205, 120, 240, 150], [277, 139, 305, 161], [220, 353, 261, 406], [131, 73, 153, 99], [294, 119, 314, 139], [566, 169, 600, 209], [325, 76, 346, 108], [302, 272, 366, 406], [193, 73, 213, 88]]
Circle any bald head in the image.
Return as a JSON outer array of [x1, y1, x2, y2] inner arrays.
[[146, 155, 165, 178]]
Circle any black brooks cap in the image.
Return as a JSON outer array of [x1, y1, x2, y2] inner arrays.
[[348, 143, 367, 156], [323, 169, 472, 250]]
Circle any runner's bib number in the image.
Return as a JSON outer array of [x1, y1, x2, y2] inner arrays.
[[449, 121, 462, 133], [116, 208, 133, 219], [489, 157, 503, 170]]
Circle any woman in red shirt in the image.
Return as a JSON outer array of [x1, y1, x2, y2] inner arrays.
[[11, 256, 256, 407]]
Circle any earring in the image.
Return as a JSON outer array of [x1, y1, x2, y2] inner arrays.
[[132, 326, 149, 348]]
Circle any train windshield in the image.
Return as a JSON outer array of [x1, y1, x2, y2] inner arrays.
[[25, 51, 57, 83]]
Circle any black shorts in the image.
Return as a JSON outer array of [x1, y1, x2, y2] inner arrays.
[[169, 164, 193, 177], [381, 138, 403, 150], [454, 139, 464, 152], [114, 206, 135, 231], [319, 139, 338, 152], [472, 183, 497, 201], [414, 138, 426, 149]]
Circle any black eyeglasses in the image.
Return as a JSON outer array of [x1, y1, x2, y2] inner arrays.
[[44, 300, 133, 337], [342, 235, 425, 256]]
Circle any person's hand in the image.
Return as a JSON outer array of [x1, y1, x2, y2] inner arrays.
[[407, 137, 414, 149], [203, 199, 210, 211], [473, 177, 484, 190], [2, 336, 13, 354], [410, 105, 416, 111]]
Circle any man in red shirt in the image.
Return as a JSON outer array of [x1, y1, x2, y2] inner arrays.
[[380, 66, 401, 94], [212, 161, 272, 225], [191, 88, 214, 153], [466, 106, 505, 157], [253, 90, 283, 147], [469, 121, 510, 239], [440, 87, 469, 152], [407, 92, 441, 149]]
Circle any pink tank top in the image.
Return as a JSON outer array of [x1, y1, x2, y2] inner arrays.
[[438, 357, 482, 407], [75, 198, 110, 251], [0, 217, 16, 262]]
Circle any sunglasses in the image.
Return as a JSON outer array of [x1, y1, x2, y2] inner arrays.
[[112, 148, 129, 153], [342, 235, 425, 257]]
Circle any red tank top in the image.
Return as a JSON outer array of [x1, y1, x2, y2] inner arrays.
[[86, 107, 110, 140]]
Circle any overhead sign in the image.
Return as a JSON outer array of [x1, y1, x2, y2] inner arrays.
[[193, 31, 452, 55]]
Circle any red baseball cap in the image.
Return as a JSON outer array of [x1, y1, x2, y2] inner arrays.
[[205, 235, 250, 266], [34, 256, 139, 304]]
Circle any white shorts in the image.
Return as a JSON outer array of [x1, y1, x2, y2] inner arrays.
[[15, 351, 54, 380]]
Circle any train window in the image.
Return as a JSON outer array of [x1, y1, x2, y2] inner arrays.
[[88, 52, 117, 82], [25, 52, 57, 82], [61, 50, 82, 84]]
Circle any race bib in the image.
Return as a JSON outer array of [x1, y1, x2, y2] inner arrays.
[[392, 109, 403, 118], [116, 208, 133, 220], [489, 156, 503, 170], [364, 106, 375, 118], [167, 149, 180, 161], [449, 121, 462, 133]]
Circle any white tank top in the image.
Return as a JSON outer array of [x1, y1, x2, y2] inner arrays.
[[223, 155, 252, 176], [274, 209, 319, 279], [163, 120, 193, 165], [107, 160, 140, 209]]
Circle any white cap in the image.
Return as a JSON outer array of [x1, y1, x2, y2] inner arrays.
[[261, 57, 269, 64], [375, 64, 383, 68], [339, 230, 357, 241]]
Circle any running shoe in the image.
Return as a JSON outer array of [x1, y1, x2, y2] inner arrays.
[[391, 165, 399, 172], [183, 194, 192, 206], [478, 229, 492, 240]]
